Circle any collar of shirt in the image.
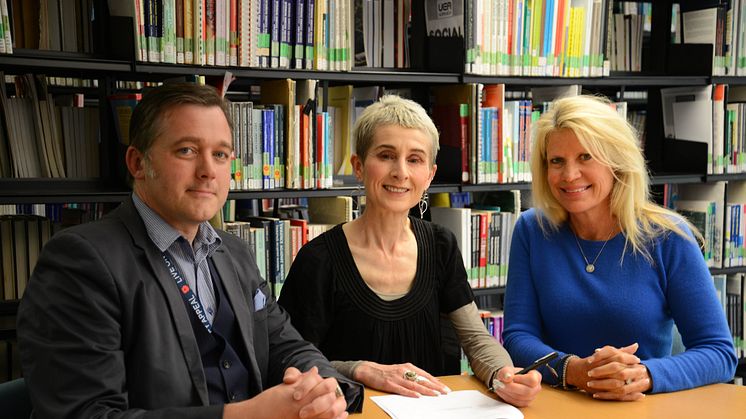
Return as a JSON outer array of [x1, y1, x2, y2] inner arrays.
[[132, 193, 222, 257]]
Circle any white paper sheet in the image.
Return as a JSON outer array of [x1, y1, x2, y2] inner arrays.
[[370, 390, 524, 419]]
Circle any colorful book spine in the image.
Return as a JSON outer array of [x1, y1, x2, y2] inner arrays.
[[278, 0, 292, 68], [259, 0, 271, 67], [229, 0, 238, 66], [305, 0, 315, 69], [184, 0, 194, 63], [162, 0, 177, 63], [205, 0, 216, 65], [194, 0, 206, 65], [262, 108, 275, 189], [294, 0, 305, 68], [176, 0, 185, 63], [270, 0, 281, 67]]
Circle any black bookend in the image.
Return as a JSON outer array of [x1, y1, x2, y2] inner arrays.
[[666, 43, 713, 76], [107, 16, 137, 63], [409, 1, 464, 73], [663, 138, 708, 174], [426, 36, 464, 73]]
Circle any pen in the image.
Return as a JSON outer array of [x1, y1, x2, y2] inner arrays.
[[517, 351, 559, 375]]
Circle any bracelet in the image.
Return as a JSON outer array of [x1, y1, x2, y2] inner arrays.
[[487, 368, 501, 392], [558, 354, 578, 390]]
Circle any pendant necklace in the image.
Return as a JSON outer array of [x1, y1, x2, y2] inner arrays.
[[572, 228, 614, 273]]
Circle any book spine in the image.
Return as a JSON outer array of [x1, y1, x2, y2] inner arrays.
[[325, 108, 333, 188], [259, 0, 271, 67], [230, 0, 238, 66], [273, 105, 284, 188], [305, 0, 315, 69], [239, 0, 250, 66], [459, 103, 469, 183], [205, 0, 216, 65], [270, 0, 281, 67], [135, 0, 146, 60], [252, 108, 263, 190], [278, 0, 291, 68], [163, 0, 177, 63], [184, 0, 194, 63], [176, 0, 185, 63], [194, 0, 205, 65], [294, 0, 304, 68], [262, 109, 272, 189], [146, 0, 160, 62]]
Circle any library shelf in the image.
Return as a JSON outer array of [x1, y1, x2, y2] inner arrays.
[[649, 174, 705, 185], [462, 183, 532, 192], [705, 173, 746, 183], [472, 286, 506, 298], [133, 63, 462, 84], [0, 180, 464, 204], [460, 74, 711, 87], [709, 267, 746, 276], [0, 179, 130, 204], [712, 76, 746, 86], [0, 300, 19, 341], [1, 50, 131, 76]]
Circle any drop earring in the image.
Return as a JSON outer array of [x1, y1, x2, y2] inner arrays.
[[419, 192, 429, 219]]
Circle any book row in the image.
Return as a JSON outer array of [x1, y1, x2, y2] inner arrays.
[[0, 74, 100, 179], [675, 0, 746, 76], [110, 0, 354, 71], [430, 191, 520, 289], [4, 0, 96, 54], [460, 310, 505, 375], [662, 84, 746, 176], [222, 195, 354, 296], [714, 273, 746, 359], [0, 214, 52, 301]]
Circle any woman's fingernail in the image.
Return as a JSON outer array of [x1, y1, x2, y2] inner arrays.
[[587, 370, 594, 377], [493, 380, 505, 389], [587, 357, 594, 364], [587, 381, 594, 388], [594, 348, 602, 352], [444, 386, 452, 393], [293, 391, 302, 401], [503, 372, 513, 380]]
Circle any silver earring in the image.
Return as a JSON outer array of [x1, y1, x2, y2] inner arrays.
[[419, 192, 429, 219]]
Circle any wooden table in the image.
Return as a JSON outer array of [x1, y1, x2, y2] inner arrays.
[[352, 375, 746, 419]]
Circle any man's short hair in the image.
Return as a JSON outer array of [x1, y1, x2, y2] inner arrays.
[[129, 83, 232, 156]]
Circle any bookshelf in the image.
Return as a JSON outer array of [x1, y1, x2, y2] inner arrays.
[[1, 0, 745, 382]]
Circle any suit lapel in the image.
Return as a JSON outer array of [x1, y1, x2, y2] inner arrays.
[[211, 246, 263, 390], [115, 199, 211, 405]]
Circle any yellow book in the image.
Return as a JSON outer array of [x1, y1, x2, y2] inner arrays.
[[261, 79, 299, 189]]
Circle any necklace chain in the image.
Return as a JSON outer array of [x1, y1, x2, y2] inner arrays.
[[572, 229, 614, 273]]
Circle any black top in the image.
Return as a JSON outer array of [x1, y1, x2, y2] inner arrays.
[[278, 217, 474, 376]]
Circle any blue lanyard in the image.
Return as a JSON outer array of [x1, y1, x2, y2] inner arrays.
[[162, 252, 213, 333]]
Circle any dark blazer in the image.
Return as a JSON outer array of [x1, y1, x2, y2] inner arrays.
[[17, 198, 362, 419]]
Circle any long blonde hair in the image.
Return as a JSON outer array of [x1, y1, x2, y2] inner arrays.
[[530, 95, 699, 261]]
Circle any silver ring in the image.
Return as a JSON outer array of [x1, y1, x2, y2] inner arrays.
[[334, 385, 344, 398], [404, 370, 418, 381]]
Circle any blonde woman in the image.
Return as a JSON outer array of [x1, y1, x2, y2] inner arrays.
[[503, 95, 737, 401], [279, 95, 541, 407]]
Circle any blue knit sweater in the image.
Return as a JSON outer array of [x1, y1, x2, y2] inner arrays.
[[503, 209, 737, 393]]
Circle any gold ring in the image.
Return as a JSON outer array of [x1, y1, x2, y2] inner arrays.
[[404, 370, 418, 381], [334, 385, 344, 398]]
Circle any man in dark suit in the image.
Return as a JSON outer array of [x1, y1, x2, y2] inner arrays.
[[17, 83, 362, 419]]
